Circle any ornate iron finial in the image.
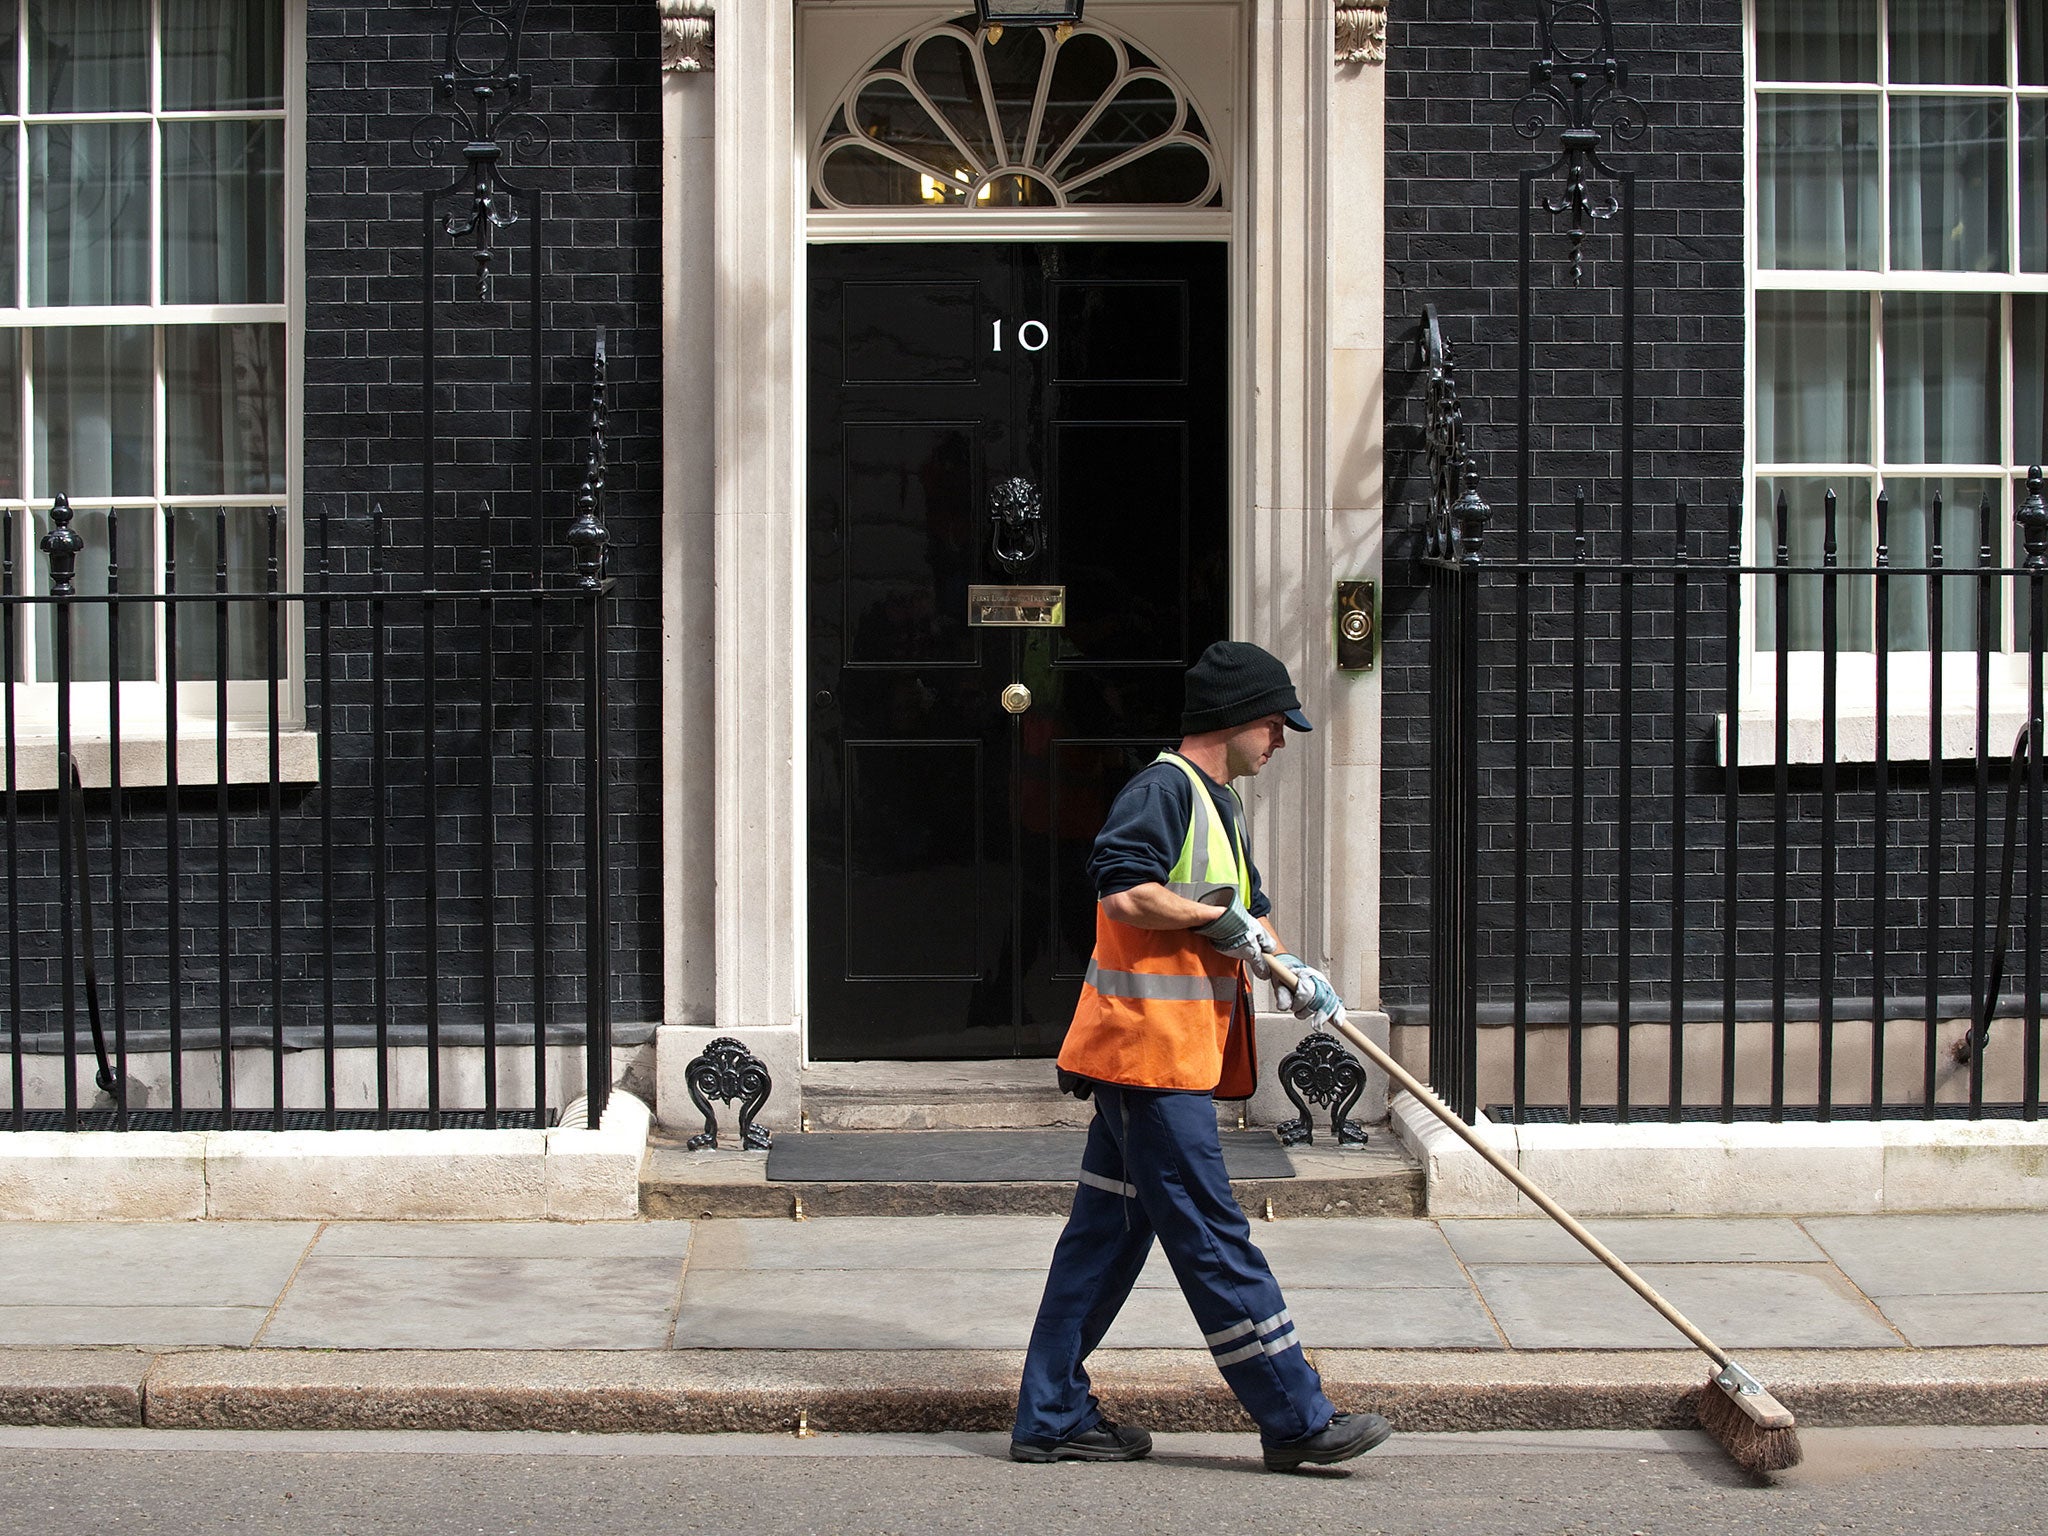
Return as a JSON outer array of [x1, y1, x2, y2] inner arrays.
[[40, 494, 81, 597], [565, 331, 610, 588], [684, 1037, 774, 1151], [1417, 307, 1489, 567], [2020, 466, 2048, 570], [411, 1, 549, 300], [1513, 1, 1646, 284], [661, 0, 715, 73], [1335, 4, 1387, 65], [1275, 1029, 1371, 1148]]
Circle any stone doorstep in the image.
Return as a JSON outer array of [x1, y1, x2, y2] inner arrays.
[[6, 1346, 2045, 1434], [1392, 1092, 2048, 1218], [637, 1131, 1425, 1220], [0, 1094, 654, 1223]]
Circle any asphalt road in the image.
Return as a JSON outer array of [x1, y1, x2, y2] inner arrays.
[[0, 1425, 2041, 1535]]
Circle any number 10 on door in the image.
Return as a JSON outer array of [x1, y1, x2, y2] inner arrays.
[[992, 319, 1048, 353]]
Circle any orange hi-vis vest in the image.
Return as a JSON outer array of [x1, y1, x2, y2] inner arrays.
[[1057, 753, 1259, 1099]]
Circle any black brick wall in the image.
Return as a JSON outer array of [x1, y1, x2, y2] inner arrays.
[[1379, 0, 2033, 1066], [3, 2, 664, 1079]]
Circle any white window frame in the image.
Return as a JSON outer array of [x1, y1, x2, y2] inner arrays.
[[1739, 0, 2046, 760], [0, 0, 306, 777]]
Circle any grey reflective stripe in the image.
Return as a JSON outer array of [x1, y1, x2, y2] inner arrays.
[[1077, 1168, 1137, 1199], [1255, 1309, 1290, 1335], [1186, 776, 1215, 883], [1213, 1329, 1301, 1369], [1204, 1318, 1255, 1347], [1084, 961, 1236, 1003], [1167, 880, 1219, 901]]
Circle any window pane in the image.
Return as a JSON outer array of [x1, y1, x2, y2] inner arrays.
[[0, 11, 15, 113], [29, 0, 147, 113], [1883, 479, 2001, 653], [911, 32, 997, 172], [29, 124, 150, 307], [32, 326, 151, 498], [164, 121, 285, 304], [2018, 297, 2048, 468], [171, 508, 271, 682], [1756, 93, 1879, 269], [0, 333, 17, 499], [2024, 102, 2048, 274], [1887, 0, 2004, 87], [1884, 293, 2000, 466], [2026, 4, 2048, 87], [1753, 477, 1875, 652], [166, 324, 287, 496], [1756, 291, 1870, 465], [1754, 0, 1878, 83], [819, 144, 967, 207], [30, 506, 155, 682], [1889, 97, 2008, 272], [163, 0, 284, 111]]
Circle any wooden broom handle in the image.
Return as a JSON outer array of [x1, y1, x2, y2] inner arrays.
[[1260, 953, 1731, 1368]]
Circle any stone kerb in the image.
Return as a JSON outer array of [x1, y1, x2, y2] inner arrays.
[[0, 1093, 652, 1222], [1395, 1092, 2048, 1217]]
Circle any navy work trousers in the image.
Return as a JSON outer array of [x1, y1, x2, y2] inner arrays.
[[1012, 1083, 1336, 1448]]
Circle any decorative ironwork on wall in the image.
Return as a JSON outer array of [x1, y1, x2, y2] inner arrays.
[[1275, 1030, 1371, 1147], [1416, 305, 1490, 567], [567, 331, 612, 588], [661, 0, 715, 74], [411, 0, 551, 300], [684, 1038, 775, 1151], [811, 14, 1221, 210], [1335, 4, 1388, 66], [1512, 0, 1645, 284]]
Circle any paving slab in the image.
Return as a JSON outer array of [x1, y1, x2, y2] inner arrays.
[[1240, 1218, 1473, 1288], [685, 1215, 1054, 1272], [0, 1222, 315, 1308], [1439, 1217, 1825, 1266], [0, 1305, 273, 1349], [1284, 1285, 1505, 1350], [0, 1349, 150, 1427], [1802, 1213, 2048, 1297], [674, 1268, 1041, 1350], [1868, 1293, 2048, 1349], [1468, 1262, 1906, 1350], [312, 1222, 694, 1261], [261, 1256, 686, 1351]]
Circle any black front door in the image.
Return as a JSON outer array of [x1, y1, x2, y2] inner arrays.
[[807, 242, 1229, 1059]]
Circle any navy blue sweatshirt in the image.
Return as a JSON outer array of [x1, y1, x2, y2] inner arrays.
[[1088, 755, 1272, 919]]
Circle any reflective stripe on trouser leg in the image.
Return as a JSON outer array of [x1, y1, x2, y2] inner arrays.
[[1012, 1108, 1158, 1447], [1103, 1084, 1333, 1446]]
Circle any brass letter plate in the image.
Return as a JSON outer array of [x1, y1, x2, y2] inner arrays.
[[968, 584, 1066, 628]]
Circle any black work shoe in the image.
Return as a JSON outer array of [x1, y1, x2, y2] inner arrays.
[[1009, 1418, 1154, 1463], [1262, 1412, 1393, 1472]]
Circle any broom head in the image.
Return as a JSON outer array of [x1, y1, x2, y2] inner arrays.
[[1696, 1362, 1802, 1474]]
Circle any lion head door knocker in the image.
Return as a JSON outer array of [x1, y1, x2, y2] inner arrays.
[[989, 476, 1043, 574]]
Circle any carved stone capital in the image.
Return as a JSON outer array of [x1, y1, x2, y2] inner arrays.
[[661, 0, 714, 74], [1336, 3, 1387, 66]]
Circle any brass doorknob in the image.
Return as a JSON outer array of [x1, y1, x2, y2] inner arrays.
[[1001, 682, 1032, 714]]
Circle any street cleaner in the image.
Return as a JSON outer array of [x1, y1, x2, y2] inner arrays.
[[1010, 640, 1393, 1473]]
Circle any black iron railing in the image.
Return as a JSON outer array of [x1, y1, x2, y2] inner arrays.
[[0, 341, 615, 1134], [1418, 314, 2046, 1124]]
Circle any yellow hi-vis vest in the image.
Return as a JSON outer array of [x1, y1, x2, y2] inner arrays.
[[1056, 753, 1259, 1098]]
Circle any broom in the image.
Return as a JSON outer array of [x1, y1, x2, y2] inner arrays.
[[1261, 954, 1802, 1473]]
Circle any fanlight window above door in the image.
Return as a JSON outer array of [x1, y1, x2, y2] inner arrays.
[[812, 16, 1222, 210]]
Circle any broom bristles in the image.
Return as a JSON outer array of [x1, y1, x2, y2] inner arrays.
[[1695, 1370, 1803, 1473]]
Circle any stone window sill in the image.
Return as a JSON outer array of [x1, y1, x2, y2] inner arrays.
[[8, 731, 322, 791], [1717, 707, 2031, 767]]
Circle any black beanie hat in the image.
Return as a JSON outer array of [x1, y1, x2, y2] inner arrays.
[[1181, 641, 1313, 735]]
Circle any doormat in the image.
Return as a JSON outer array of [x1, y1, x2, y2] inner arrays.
[[765, 1129, 1295, 1183]]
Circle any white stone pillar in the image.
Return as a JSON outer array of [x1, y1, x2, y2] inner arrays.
[[710, 5, 803, 1045]]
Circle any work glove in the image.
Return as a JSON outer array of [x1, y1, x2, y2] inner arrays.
[[1193, 894, 1262, 961], [1271, 956, 1341, 1026]]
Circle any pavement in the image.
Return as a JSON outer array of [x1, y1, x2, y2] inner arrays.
[[2, 1210, 2045, 1434]]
